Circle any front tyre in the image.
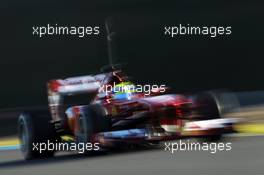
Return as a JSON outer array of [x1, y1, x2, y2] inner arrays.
[[76, 104, 111, 153], [195, 90, 239, 141]]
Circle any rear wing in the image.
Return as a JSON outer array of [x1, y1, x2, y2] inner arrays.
[[47, 74, 107, 96], [47, 74, 108, 122]]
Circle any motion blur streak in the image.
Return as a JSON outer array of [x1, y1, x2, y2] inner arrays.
[[0, 138, 19, 151], [1, 91, 264, 174], [0, 136, 264, 175]]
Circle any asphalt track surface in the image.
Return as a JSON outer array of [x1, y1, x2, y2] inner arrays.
[[0, 136, 263, 175]]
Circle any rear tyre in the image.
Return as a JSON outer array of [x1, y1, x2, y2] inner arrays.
[[18, 111, 57, 160], [76, 104, 111, 153]]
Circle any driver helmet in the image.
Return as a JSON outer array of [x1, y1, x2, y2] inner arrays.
[[112, 82, 136, 100]]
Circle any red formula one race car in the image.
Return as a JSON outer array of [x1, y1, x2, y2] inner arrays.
[[17, 20, 241, 160], [17, 68, 240, 159]]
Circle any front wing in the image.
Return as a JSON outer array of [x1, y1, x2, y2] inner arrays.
[[93, 118, 241, 147]]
